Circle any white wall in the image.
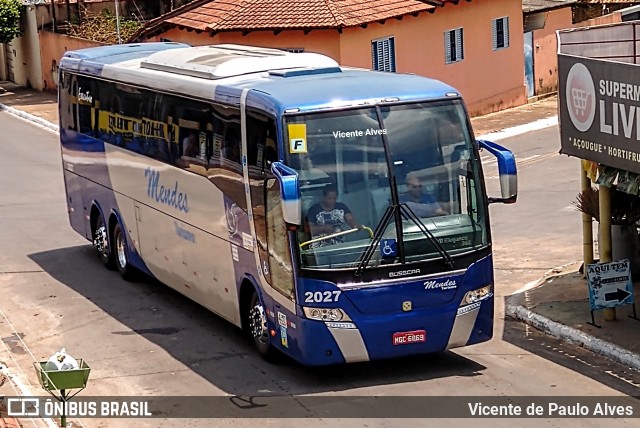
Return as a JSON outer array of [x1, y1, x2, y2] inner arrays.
[[7, 6, 44, 89]]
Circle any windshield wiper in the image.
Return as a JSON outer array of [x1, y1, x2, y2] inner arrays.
[[354, 204, 396, 277], [354, 202, 455, 276], [400, 203, 455, 270]]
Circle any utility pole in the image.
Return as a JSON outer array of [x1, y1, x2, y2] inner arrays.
[[115, 0, 122, 44], [51, 0, 57, 33]]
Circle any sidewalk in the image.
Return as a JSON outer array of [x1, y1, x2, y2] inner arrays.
[[0, 82, 637, 378], [0, 82, 58, 129], [506, 263, 640, 370]]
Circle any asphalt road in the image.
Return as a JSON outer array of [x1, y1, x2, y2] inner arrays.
[[487, 126, 583, 293], [0, 112, 638, 428]]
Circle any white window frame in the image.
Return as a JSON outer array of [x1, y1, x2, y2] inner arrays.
[[371, 36, 396, 72], [444, 28, 464, 64], [492, 17, 510, 50]]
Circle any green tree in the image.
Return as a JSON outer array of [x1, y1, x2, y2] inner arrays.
[[0, 0, 22, 44]]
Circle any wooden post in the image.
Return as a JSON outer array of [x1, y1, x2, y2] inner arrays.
[[581, 165, 594, 277], [599, 184, 616, 321]]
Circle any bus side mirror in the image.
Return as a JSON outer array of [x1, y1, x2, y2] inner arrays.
[[271, 161, 301, 225], [477, 139, 518, 204]]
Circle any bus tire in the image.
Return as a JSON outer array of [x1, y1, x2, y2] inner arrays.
[[113, 222, 136, 281], [94, 213, 115, 269], [247, 290, 279, 361]]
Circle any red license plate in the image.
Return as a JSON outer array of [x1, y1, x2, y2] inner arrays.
[[392, 330, 426, 345]]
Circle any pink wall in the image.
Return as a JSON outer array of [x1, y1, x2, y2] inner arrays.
[[531, 9, 622, 96], [531, 8, 572, 95], [578, 11, 622, 27], [39, 31, 103, 92], [340, 0, 526, 116], [28, 2, 629, 115], [146, 0, 525, 116], [152, 27, 341, 60]]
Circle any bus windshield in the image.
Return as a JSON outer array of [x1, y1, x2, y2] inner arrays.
[[285, 100, 488, 270]]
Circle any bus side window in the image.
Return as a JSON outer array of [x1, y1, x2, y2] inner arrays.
[[70, 78, 79, 131], [58, 72, 74, 131], [148, 92, 179, 165], [222, 124, 241, 164], [76, 76, 95, 136], [246, 112, 277, 174]]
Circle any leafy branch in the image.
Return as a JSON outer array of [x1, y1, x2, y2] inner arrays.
[[68, 8, 143, 45], [0, 0, 23, 45]]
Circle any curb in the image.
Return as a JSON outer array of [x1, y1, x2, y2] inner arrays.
[[505, 300, 640, 372], [0, 103, 58, 133], [475, 115, 558, 142]]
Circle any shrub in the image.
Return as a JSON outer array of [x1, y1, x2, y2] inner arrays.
[[0, 0, 22, 45], [575, 185, 640, 225]]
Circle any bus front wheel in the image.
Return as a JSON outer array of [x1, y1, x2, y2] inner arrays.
[[94, 214, 114, 269], [114, 222, 135, 281], [247, 291, 278, 361]]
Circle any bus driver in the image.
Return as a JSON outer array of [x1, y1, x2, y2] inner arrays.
[[400, 172, 447, 217], [306, 184, 359, 247]]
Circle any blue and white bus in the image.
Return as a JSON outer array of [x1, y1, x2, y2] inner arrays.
[[58, 43, 517, 366]]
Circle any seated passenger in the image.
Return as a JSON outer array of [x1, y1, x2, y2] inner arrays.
[[306, 184, 359, 247], [183, 131, 199, 158], [400, 173, 447, 217]]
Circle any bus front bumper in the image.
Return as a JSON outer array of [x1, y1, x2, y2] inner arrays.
[[283, 295, 493, 366]]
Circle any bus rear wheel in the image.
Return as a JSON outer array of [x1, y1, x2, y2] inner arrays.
[[247, 291, 278, 361], [94, 214, 114, 269], [114, 222, 135, 281]]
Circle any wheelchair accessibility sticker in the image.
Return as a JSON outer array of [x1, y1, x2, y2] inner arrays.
[[380, 239, 397, 258]]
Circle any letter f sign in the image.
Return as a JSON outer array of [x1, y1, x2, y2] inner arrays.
[[288, 123, 308, 153], [290, 138, 307, 153]]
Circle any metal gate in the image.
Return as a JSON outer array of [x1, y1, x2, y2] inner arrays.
[[3, 42, 15, 82], [524, 31, 534, 98]]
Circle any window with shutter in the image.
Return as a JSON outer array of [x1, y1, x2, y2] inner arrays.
[[445, 28, 463, 64], [444, 31, 451, 63], [371, 37, 396, 72], [503, 17, 509, 48], [492, 17, 510, 50]]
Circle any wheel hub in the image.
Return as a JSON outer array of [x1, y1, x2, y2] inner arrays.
[[248, 303, 268, 342], [95, 225, 108, 255], [116, 232, 127, 268]]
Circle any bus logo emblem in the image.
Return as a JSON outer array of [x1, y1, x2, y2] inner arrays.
[[402, 301, 412, 312], [424, 279, 457, 290]]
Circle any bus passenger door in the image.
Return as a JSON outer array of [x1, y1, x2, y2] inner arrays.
[[259, 178, 295, 299], [241, 106, 294, 299]]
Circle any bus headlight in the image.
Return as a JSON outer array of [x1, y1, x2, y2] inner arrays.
[[302, 307, 351, 322], [461, 285, 492, 305]]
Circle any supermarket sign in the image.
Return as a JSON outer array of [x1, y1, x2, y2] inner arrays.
[[558, 54, 640, 174]]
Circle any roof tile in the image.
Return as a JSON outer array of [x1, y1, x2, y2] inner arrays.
[[164, 0, 440, 32]]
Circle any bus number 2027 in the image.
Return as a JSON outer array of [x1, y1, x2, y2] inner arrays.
[[304, 291, 341, 303]]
